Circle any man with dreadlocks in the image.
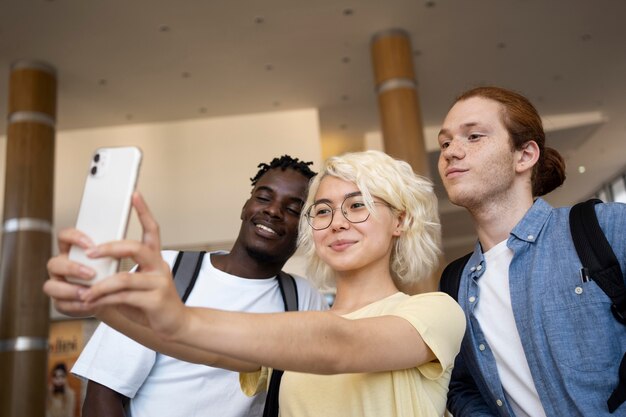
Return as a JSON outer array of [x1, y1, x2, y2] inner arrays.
[[71, 155, 327, 417]]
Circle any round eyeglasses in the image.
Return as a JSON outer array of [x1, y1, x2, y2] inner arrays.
[[305, 195, 391, 230]]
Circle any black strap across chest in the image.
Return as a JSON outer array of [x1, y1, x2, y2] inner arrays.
[[438, 199, 626, 413], [172, 251, 298, 417]]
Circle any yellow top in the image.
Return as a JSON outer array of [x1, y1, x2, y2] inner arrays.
[[241, 292, 465, 417]]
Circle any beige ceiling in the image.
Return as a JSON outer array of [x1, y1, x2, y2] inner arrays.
[[2, 0, 626, 260]]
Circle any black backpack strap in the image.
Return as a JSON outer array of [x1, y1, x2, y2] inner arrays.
[[276, 271, 299, 312], [569, 199, 626, 413], [171, 251, 206, 303], [439, 252, 473, 301], [263, 271, 299, 417], [569, 199, 626, 323]]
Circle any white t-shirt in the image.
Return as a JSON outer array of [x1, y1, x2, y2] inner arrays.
[[474, 240, 546, 417], [72, 251, 328, 417]]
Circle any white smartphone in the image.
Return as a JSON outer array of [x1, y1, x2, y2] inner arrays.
[[67, 146, 142, 285]]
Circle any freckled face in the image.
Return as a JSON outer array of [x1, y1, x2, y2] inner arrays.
[[437, 97, 517, 209], [311, 176, 400, 275]]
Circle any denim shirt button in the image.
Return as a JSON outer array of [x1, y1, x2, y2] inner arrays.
[[479, 344, 486, 351], [476, 264, 483, 271], [575, 286, 583, 295], [470, 266, 476, 272], [469, 296, 476, 303], [527, 234, 534, 241], [496, 399, 503, 407]]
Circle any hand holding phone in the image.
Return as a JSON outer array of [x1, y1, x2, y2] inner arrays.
[[67, 146, 142, 285]]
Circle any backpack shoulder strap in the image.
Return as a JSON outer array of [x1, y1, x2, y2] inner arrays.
[[569, 199, 626, 323], [569, 199, 626, 413], [172, 251, 206, 303], [439, 252, 473, 301], [276, 271, 299, 312], [263, 271, 299, 417]]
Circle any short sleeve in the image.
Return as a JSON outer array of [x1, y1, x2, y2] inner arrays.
[[293, 275, 329, 311], [392, 292, 466, 379], [240, 367, 270, 397], [71, 323, 157, 397]]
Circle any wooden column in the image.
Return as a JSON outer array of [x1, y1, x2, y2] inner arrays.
[[371, 30, 440, 293], [370, 28, 429, 177], [0, 60, 56, 417]]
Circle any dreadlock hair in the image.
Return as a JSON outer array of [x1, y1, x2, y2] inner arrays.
[[250, 155, 316, 185]]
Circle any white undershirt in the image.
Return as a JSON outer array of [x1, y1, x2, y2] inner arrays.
[[474, 240, 546, 417]]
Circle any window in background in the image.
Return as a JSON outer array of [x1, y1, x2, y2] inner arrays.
[[611, 175, 626, 203]]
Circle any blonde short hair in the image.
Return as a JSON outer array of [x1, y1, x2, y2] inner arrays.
[[298, 150, 441, 293]]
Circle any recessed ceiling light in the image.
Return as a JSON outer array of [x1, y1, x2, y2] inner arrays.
[[265, 64, 274, 71], [497, 42, 507, 49], [578, 166, 586, 174], [159, 25, 171, 33], [181, 72, 191, 78], [254, 16, 265, 24], [581, 34, 592, 42], [341, 94, 349, 101], [342, 8, 354, 16], [98, 79, 107, 86], [425, 1, 436, 8], [199, 107, 207, 114], [342, 57, 351, 64]]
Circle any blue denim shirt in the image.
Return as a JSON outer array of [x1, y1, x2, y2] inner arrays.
[[447, 198, 626, 417]]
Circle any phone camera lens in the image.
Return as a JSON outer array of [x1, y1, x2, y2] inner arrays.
[[90, 166, 98, 175], [93, 153, 100, 163]]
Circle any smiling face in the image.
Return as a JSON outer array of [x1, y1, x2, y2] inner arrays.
[[437, 96, 519, 210], [238, 168, 309, 265], [311, 176, 401, 277]]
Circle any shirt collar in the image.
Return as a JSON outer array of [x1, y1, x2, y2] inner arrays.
[[509, 197, 553, 244]]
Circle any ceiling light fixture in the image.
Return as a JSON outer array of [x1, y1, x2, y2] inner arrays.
[[254, 16, 265, 24], [578, 166, 586, 174], [159, 25, 170, 33], [343, 8, 354, 16], [342, 57, 351, 64]]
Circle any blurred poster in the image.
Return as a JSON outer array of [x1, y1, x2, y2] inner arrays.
[[47, 320, 84, 417]]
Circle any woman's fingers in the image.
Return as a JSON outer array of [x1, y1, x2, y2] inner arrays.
[[84, 270, 169, 302], [86, 239, 169, 274], [57, 228, 94, 254], [133, 192, 161, 251], [82, 270, 186, 338], [42, 279, 95, 316], [47, 254, 95, 282]]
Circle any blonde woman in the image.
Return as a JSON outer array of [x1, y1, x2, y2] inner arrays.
[[46, 150, 465, 417]]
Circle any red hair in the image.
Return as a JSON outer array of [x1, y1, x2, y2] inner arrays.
[[455, 86, 566, 196]]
